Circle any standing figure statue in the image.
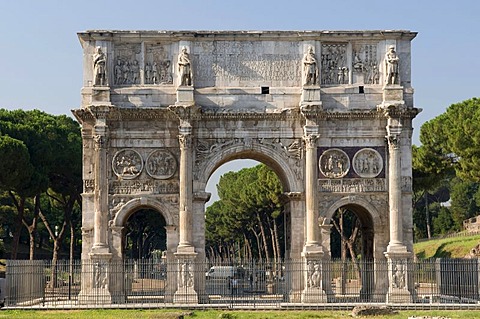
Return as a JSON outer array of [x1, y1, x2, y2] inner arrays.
[[93, 46, 107, 86], [303, 46, 318, 86], [178, 46, 193, 86], [385, 45, 399, 85]]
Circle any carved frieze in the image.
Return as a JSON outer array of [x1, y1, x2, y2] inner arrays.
[[112, 149, 143, 179], [114, 43, 142, 85], [319, 148, 350, 178], [319, 178, 386, 193], [110, 180, 179, 195], [146, 150, 177, 179], [352, 148, 383, 178], [321, 43, 348, 85]]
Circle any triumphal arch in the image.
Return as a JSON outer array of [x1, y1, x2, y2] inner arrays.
[[72, 30, 419, 304]]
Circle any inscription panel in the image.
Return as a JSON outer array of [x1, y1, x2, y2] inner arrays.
[[193, 41, 302, 87]]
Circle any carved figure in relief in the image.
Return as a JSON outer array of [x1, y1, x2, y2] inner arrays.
[[122, 61, 130, 84], [309, 263, 321, 288], [385, 45, 400, 85], [146, 150, 177, 179], [392, 263, 405, 289], [114, 60, 123, 85], [131, 60, 140, 84], [353, 52, 364, 72], [178, 47, 193, 86], [145, 63, 152, 84], [113, 150, 143, 179], [93, 47, 107, 86], [94, 262, 108, 289], [302, 46, 318, 86]]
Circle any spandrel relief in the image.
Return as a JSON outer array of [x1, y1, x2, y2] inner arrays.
[[319, 149, 350, 178], [321, 43, 348, 85], [113, 43, 141, 85], [352, 148, 383, 178], [352, 43, 379, 84], [112, 149, 143, 179], [146, 150, 177, 179]]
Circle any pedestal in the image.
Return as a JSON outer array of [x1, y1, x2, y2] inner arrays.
[[300, 86, 321, 105], [92, 86, 111, 104], [176, 86, 194, 105], [382, 85, 403, 103], [173, 252, 198, 304], [78, 253, 113, 305], [384, 251, 412, 303], [301, 248, 327, 303]]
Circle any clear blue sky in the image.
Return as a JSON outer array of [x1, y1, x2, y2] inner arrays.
[[1, 0, 479, 204]]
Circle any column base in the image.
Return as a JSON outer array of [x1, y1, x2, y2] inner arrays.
[[173, 286, 198, 304], [78, 288, 112, 305], [386, 287, 412, 303], [301, 287, 327, 303]]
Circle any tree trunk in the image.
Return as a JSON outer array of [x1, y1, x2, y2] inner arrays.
[[9, 192, 25, 260], [257, 212, 270, 263]]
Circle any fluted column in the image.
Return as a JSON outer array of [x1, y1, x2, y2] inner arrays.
[[92, 124, 109, 251], [386, 123, 406, 252], [177, 125, 194, 252], [303, 127, 320, 247]]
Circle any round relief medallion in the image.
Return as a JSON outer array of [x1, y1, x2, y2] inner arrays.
[[352, 148, 383, 178], [319, 148, 350, 178], [146, 150, 177, 179], [112, 149, 143, 179]]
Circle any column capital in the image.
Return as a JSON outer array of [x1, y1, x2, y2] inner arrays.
[[168, 104, 199, 126]]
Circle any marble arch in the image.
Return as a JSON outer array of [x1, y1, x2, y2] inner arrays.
[[198, 143, 303, 193], [73, 30, 420, 304], [113, 197, 175, 228]]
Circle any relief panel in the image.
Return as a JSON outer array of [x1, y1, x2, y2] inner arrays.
[[321, 43, 348, 85]]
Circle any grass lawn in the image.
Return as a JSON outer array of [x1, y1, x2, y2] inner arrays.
[[2, 309, 480, 319], [414, 233, 480, 258]]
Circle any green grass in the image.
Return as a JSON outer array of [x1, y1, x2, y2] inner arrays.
[[414, 233, 480, 258], [2, 309, 480, 319]]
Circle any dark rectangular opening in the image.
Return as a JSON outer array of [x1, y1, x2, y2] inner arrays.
[[261, 86, 270, 94], [359, 86, 364, 94]]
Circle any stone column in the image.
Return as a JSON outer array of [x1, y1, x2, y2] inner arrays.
[[177, 125, 195, 253], [92, 126, 109, 253], [303, 127, 320, 248], [301, 126, 326, 303], [383, 110, 412, 303], [386, 122, 408, 253], [79, 106, 112, 304]]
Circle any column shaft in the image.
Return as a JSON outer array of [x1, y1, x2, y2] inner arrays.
[[93, 127, 108, 248], [178, 131, 193, 248], [387, 133, 403, 249], [304, 132, 319, 246]]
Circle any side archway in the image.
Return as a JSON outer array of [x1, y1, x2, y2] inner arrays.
[[110, 197, 177, 260]]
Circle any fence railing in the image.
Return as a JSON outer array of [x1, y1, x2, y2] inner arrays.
[[5, 258, 480, 309]]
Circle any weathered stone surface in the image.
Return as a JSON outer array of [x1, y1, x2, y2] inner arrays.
[[73, 30, 420, 304]]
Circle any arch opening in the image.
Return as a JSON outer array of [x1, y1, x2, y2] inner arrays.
[[123, 208, 167, 260], [204, 158, 292, 263], [329, 203, 375, 301]]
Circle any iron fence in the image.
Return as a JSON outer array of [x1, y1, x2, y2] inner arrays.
[[4, 258, 480, 309]]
